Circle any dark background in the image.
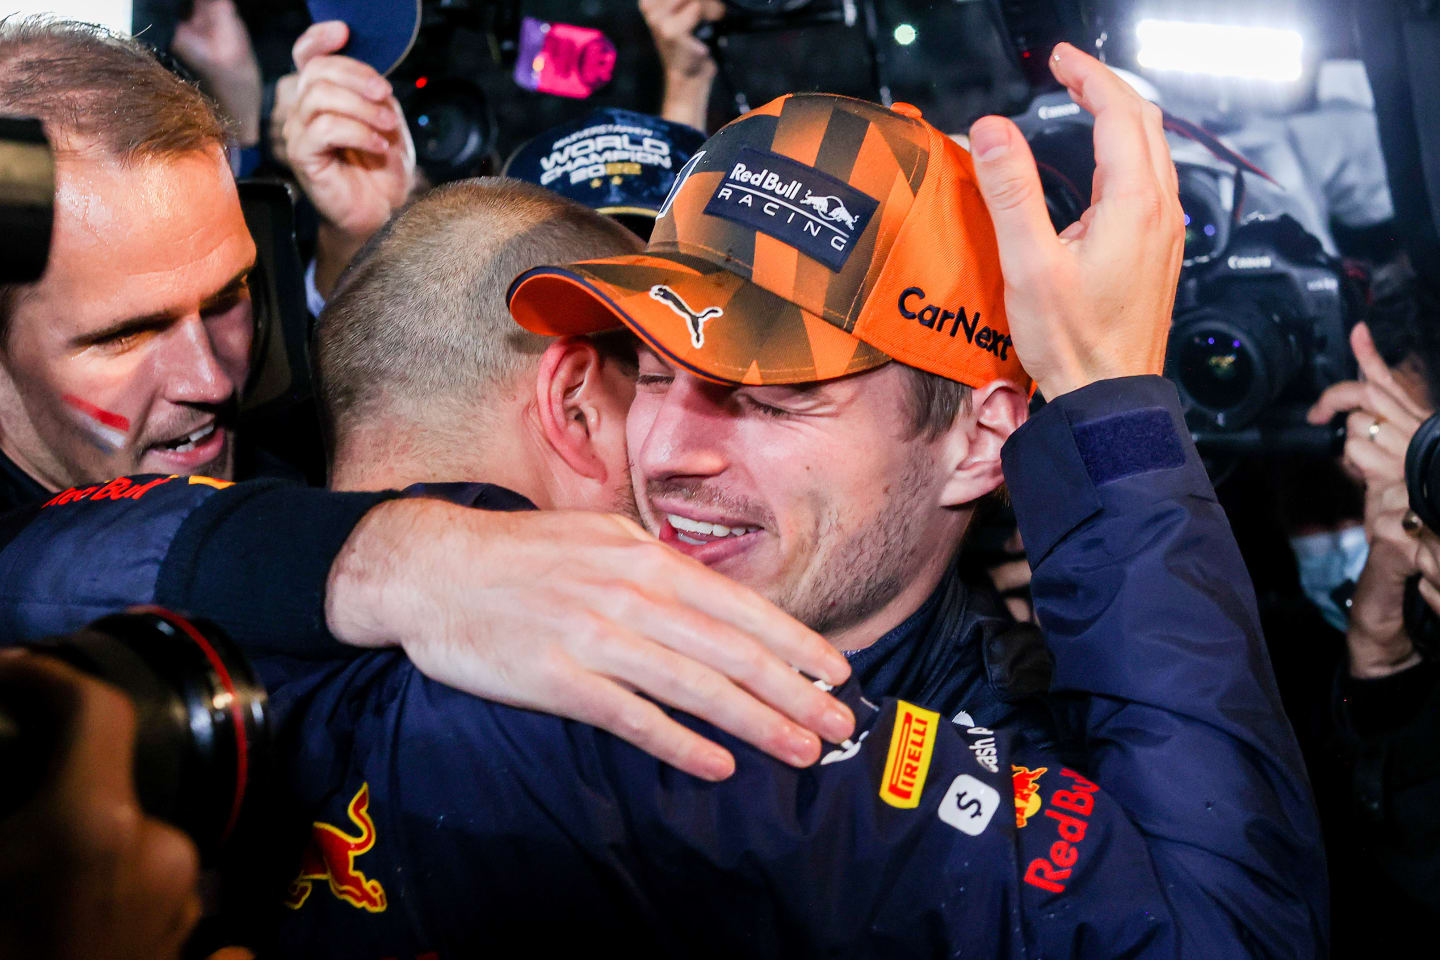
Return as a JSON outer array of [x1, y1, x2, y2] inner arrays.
[[129, 0, 1361, 161]]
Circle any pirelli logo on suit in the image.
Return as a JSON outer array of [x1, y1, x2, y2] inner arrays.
[[880, 701, 941, 808]]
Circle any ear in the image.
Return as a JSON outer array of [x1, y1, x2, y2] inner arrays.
[[534, 336, 631, 483], [936, 381, 1029, 508]]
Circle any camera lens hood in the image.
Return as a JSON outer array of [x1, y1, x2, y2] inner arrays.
[[1406, 411, 1440, 532]]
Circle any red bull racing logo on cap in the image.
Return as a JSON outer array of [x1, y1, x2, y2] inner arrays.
[[284, 783, 388, 913], [704, 146, 878, 271]]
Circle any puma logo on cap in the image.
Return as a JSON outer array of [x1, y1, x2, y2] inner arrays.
[[650, 285, 723, 349]]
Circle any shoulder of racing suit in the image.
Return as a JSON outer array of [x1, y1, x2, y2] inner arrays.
[[0, 474, 393, 657]]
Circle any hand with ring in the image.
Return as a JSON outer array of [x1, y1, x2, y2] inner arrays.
[[1309, 323, 1433, 490]]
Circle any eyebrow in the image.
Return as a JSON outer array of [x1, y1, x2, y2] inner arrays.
[[75, 262, 255, 346], [637, 343, 827, 397]]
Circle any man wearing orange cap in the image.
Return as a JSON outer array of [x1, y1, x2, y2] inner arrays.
[[240, 48, 1318, 957], [508, 89, 1052, 751], [503, 72, 1111, 715]]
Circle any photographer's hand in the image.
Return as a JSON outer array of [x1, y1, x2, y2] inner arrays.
[[325, 499, 856, 781], [639, 0, 724, 131], [968, 44, 1183, 399], [1308, 323, 1431, 487], [170, 0, 262, 148], [0, 654, 201, 960], [283, 21, 416, 299], [1305, 324, 1434, 676], [1349, 481, 1426, 677]]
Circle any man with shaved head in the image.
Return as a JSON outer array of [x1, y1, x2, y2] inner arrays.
[[317, 177, 641, 514], [0, 17, 861, 784]]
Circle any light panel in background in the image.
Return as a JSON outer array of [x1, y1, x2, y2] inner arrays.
[[3, 2, 131, 33], [1136, 18, 1305, 83]]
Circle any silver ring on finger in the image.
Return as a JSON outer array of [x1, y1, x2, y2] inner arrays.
[[1368, 418, 1383, 442]]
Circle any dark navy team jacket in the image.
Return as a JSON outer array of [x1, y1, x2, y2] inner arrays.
[[0, 377, 1328, 958]]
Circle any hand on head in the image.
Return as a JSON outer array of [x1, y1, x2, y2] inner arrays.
[[968, 44, 1185, 399]]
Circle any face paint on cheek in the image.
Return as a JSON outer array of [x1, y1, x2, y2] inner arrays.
[[62, 394, 131, 451]]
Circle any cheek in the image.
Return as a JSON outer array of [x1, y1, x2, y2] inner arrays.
[[770, 437, 893, 542], [626, 393, 661, 461], [19, 354, 157, 460], [46, 352, 157, 424], [208, 306, 255, 381]]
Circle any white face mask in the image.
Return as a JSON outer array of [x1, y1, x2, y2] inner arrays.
[[1290, 525, 1371, 632]]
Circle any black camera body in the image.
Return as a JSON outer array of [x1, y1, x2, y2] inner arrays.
[[1020, 93, 1358, 457], [1168, 214, 1356, 453]]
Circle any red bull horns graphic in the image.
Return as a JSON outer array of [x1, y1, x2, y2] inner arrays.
[[285, 783, 388, 913]]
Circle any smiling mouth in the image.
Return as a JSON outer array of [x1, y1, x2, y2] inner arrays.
[[153, 422, 218, 454], [665, 512, 762, 546]]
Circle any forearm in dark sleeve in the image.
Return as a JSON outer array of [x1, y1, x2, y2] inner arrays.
[[0, 476, 394, 659], [156, 482, 395, 658], [1004, 376, 1328, 956]]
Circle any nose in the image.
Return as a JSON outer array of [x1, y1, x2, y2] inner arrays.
[[635, 371, 733, 484], [157, 315, 240, 407]]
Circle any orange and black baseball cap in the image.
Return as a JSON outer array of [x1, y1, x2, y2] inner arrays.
[[507, 93, 1025, 390]]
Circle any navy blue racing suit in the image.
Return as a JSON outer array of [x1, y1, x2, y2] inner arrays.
[[0, 378, 1328, 957]]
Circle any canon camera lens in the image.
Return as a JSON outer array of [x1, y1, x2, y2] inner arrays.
[[1168, 299, 1303, 431]]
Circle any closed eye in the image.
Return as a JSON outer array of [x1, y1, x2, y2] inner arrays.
[[83, 318, 169, 352], [742, 396, 792, 418]]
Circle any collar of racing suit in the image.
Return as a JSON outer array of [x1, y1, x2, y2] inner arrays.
[[845, 558, 1055, 718], [401, 481, 539, 513]]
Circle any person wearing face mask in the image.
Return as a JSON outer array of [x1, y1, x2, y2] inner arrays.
[[1303, 262, 1440, 952]]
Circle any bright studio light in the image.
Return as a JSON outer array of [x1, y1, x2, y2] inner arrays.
[[3, 2, 132, 33], [1135, 18, 1304, 83]]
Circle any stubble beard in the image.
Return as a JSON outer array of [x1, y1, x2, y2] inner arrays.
[[771, 451, 940, 638]]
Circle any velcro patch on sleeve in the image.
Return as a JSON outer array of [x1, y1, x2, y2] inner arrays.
[[1071, 408, 1186, 485]]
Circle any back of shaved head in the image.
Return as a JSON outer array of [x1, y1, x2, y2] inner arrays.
[[316, 177, 642, 460]]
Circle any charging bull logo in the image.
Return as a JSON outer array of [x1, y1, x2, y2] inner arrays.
[[799, 193, 860, 231], [650, 284, 723, 349], [284, 783, 388, 913], [1012, 765, 1048, 829]]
